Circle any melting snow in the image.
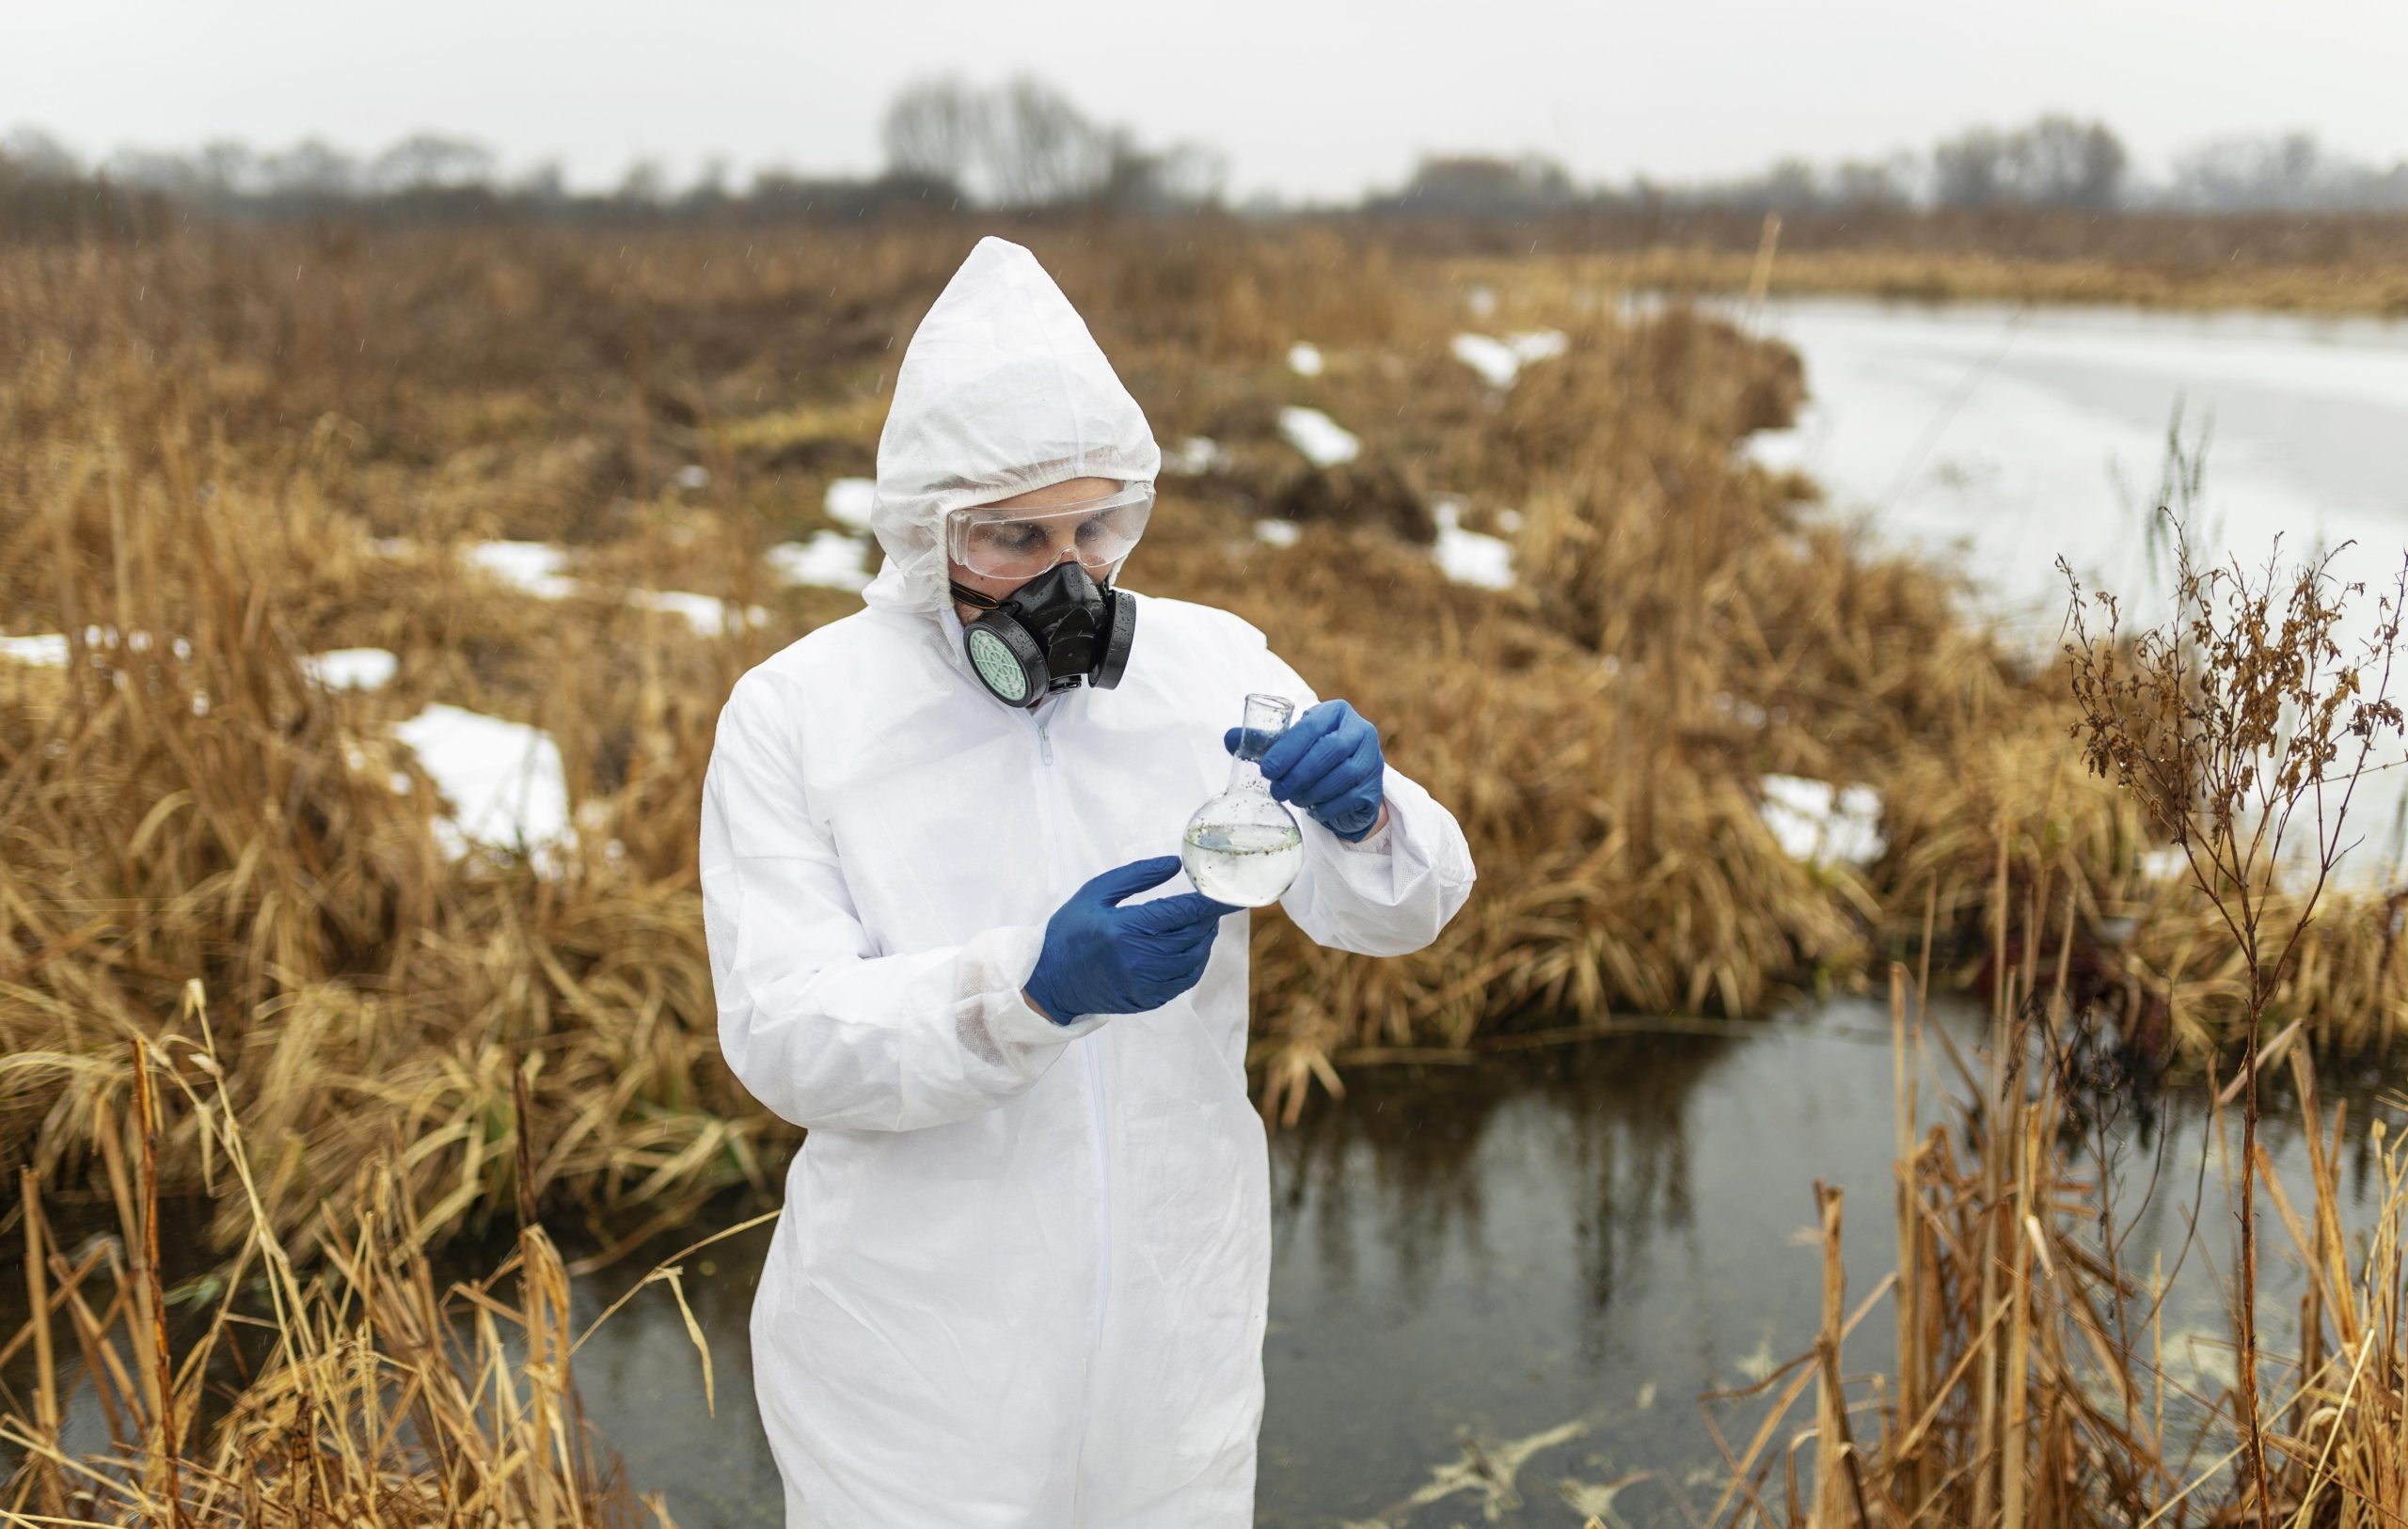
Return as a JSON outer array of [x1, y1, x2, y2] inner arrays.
[[466, 542, 577, 600], [1509, 329, 1569, 364], [0, 634, 71, 667], [1287, 341, 1324, 378], [1451, 329, 1570, 389], [1431, 497, 1515, 590], [394, 703, 575, 872], [769, 532, 874, 592], [302, 648, 399, 691], [1254, 519, 1303, 548], [824, 478, 878, 530], [1278, 406, 1359, 468], [1759, 776, 1886, 866], [627, 591, 770, 637], [1164, 435, 1230, 476], [4, 630, 198, 667], [1451, 334, 1522, 389]]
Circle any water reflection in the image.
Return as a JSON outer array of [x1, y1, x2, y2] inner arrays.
[[7, 997, 2394, 1529]]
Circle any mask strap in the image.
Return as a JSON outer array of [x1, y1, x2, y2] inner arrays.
[[948, 580, 1005, 611]]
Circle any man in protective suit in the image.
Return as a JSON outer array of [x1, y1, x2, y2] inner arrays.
[[700, 237, 1476, 1527]]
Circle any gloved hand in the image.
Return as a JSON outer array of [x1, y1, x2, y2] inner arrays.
[[1023, 857, 1237, 1024], [1226, 699, 1386, 842]]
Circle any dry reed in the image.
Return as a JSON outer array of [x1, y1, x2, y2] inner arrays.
[[2, 220, 2393, 1252]]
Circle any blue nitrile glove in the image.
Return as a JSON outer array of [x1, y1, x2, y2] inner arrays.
[[1023, 857, 1238, 1024], [1225, 699, 1386, 842]]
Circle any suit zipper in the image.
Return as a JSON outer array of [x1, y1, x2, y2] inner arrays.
[[1033, 697, 1109, 1520]]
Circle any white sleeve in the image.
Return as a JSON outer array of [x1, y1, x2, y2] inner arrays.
[[698, 673, 1095, 1132], [1253, 650, 1478, 958]]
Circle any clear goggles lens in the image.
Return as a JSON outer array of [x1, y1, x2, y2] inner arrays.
[[946, 483, 1155, 580]]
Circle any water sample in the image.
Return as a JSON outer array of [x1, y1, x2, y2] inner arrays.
[[1182, 820, 1305, 906], [1181, 693, 1305, 907]]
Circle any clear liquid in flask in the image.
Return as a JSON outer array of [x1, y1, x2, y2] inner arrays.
[[1181, 820, 1305, 907]]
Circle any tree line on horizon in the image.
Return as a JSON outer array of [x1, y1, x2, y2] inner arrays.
[[7, 74, 2406, 237]]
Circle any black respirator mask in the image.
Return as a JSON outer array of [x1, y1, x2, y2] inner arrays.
[[951, 560, 1135, 708]]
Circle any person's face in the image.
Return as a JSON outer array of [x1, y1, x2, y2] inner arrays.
[[947, 476, 1130, 622]]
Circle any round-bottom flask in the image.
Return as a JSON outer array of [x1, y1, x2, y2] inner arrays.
[[1181, 692, 1305, 907]]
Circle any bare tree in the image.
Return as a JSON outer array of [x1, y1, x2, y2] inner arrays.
[[2018, 115, 2127, 208], [983, 76, 1119, 207], [367, 133, 498, 194], [1933, 126, 2010, 208], [880, 75, 984, 194]]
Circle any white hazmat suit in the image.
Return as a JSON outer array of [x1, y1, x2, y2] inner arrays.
[[700, 237, 1476, 1526]]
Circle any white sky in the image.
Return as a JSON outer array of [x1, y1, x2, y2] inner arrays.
[[10, 0, 2405, 201]]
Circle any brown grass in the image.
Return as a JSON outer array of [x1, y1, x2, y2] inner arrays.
[[4, 1000, 725, 1527], [1, 219, 2396, 1253]]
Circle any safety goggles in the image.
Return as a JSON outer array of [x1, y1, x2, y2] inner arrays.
[[944, 481, 1155, 581]]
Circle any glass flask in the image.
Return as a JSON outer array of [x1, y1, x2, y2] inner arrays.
[[1181, 692, 1306, 907]]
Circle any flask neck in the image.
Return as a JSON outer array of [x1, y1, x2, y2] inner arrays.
[[1223, 753, 1273, 795]]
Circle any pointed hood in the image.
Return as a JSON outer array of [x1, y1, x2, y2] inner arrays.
[[863, 237, 1161, 616]]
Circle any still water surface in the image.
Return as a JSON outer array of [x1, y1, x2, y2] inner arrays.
[[541, 1000, 2384, 1527]]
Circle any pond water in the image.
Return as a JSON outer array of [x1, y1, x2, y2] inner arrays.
[[6, 1000, 2396, 1526], [428, 1003, 2392, 1526]]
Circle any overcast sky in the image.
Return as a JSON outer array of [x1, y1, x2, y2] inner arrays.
[[11, 0, 2405, 200]]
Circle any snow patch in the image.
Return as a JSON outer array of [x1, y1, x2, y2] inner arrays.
[[1759, 776, 1886, 866], [1452, 329, 1571, 389], [673, 464, 711, 490], [0, 634, 70, 668], [1254, 519, 1303, 548], [1431, 497, 1515, 590], [1164, 435, 1230, 476], [1287, 341, 1324, 377], [1509, 329, 1569, 364], [768, 532, 874, 592], [1465, 284, 1498, 319], [1451, 334, 1522, 389], [466, 542, 577, 601], [302, 648, 399, 691], [1278, 406, 1359, 468], [824, 478, 878, 530], [627, 591, 770, 637], [394, 703, 575, 872]]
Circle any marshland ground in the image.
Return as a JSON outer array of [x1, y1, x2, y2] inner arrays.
[[7, 212, 2408, 1525]]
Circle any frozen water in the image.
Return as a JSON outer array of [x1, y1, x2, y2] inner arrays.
[[1741, 298, 2408, 641], [302, 648, 399, 690], [393, 702, 575, 873], [1287, 341, 1324, 377], [768, 532, 873, 592], [823, 478, 878, 530], [1749, 297, 2408, 883], [1278, 406, 1360, 468]]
